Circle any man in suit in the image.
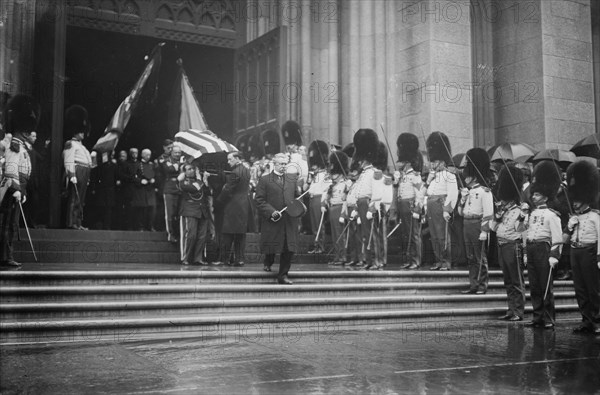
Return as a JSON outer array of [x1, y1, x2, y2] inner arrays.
[[255, 153, 301, 284], [216, 152, 251, 266]]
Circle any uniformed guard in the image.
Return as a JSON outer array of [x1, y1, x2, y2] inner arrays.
[[390, 133, 423, 269], [491, 164, 526, 321], [322, 150, 351, 265], [517, 160, 563, 329], [63, 105, 92, 230], [346, 129, 379, 268], [306, 140, 331, 254], [368, 141, 393, 270], [420, 132, 458, 271], [0, 94, 37, 266], [342, 158, 361, 266], [133, 149, 157, 231], [459, 148, 494, 294], [565, 160, 600, 335], [161, 144, 183, 242]]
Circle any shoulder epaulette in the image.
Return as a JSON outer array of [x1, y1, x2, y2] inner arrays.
[[482, 187, 490, 192]]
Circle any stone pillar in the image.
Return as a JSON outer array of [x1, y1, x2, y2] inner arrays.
[[300, 0, 312, 143], [327, 0, 339, 145]]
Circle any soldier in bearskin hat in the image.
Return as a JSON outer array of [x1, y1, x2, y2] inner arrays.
[[368, 142, 394, 269], [565, 161, 600, 335], [421, 131, 458, 270], [390, 133, 423, 269], [1, 94, 38, 266], [345, 129, 379, 268], [491, 164, 526, 321], [458, 148, 494, 294], [306, 140, 331, 254], [322, 150, 352, 265], [63, 104, 93, 230], [517, 160, 563, 329]]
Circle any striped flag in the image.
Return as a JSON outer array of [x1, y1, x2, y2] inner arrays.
[[179, 66, 208, 131], [93, 43, 164, 153], [174, 129, 238, 159]]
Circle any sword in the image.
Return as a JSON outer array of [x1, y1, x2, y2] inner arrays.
[[386, 223, 400, 239], [327, 220, 352, 255], [379, 123, 397, 172], [18, 200, 37, 262], [477, 241, 485, 282], [315, 211, 325, 243], [367, 218, 375, 250], [543, 265, 553, 301]]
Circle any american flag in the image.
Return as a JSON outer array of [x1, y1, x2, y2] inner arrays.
[[174, 129, 238, 159]]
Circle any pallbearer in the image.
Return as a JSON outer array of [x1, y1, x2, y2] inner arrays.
[[391, 133, 423, 269], [458, 148, 494, 294], [491, 164, 526, 321], [517, 161, 563, 329], [346, 129, 379, 268], [322, 150, 351, 265], [421, 132, 458, 271], [565, 161, 600, 335]]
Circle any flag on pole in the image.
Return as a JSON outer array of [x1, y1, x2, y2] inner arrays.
[[179, 66, 208, 131], [175, 129, 238, 159], [93, 42, 164, 153]]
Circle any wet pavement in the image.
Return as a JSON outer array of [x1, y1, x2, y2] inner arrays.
[[1, 321, 599, 394]]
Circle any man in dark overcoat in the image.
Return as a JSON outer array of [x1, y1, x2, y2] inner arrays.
[[132, 149, 157, 231], [216, 152, 251, 266], [255, 153, 300, 284]]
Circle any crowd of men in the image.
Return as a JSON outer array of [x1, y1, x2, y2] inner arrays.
[[1, 94, 599, 334]]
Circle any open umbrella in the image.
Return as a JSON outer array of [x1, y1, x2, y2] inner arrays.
[[487, 142, 537, 162], [570, 133, 600, 159], [174, 129, 238, 159], [531, 149, 576, 171]]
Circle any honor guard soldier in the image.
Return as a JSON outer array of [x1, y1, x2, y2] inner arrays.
[[322, 150, 351, 265], [565, 161, 600, 335], [421, 132, 458, 271], [0, 94, 37, 266], [517, 161, 563, 329], [459, 148, 494, 294], [390, 133, 423, 269], [491, 164, 526, 321], [368, 142, 393, 270], [341, 144, 362, 266], [63, 105, 92, 230], [306, 140, 331, 254], [161, 144, 183, 242], [345, 129, 379, 268]]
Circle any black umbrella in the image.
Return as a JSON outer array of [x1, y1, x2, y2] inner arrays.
[[570, 133, 600, 159]]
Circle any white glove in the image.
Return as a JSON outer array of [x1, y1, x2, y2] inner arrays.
[[22, 194, 26, 204], [350, 210, 358, 220], [116, 180, 121, 186], [443, 212, 451, 222], [549, 257, 558, 268], [479, 231, 488, 241], [141, 179, 148, 185], [150, 178, 155, 184], [567, 216, 579, 231], [393, 170, 401, 182], [321, 206, 327, 213], [70, 176, 78, 184], [366, 211, 373, 220], [412, 212, 420, 220], [357, 217, 362, 225], [177, 173, 185, 182], [520, 202, 530, 215], [12, 191, 21, 202], [339, 217, 345, 224]]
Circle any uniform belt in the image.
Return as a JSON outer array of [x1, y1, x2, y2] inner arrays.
[[75, 162, 91, 168], [527, 240, 551, 246], [498, 238, 522, 246], [463, 215, 483, 220], [571, 242, 597, 249], [398, 197, 415, 202], [427, 194, 446, 199]]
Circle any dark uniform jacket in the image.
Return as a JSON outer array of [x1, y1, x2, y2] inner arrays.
[[132, 159, 156, 207], [161, 157, 182, 195], [90, 159, 117, 207], [255, 172, 300, 254], [217, 163, 251, 234], [178, 177, 211, 219]]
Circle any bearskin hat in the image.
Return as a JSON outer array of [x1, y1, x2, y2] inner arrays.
[[329, 150, 349, 175], [464, 148, 491, 184], [397, 133, 419, 162], [342, 143, 355, 158], [372, 141, 389, 171], [308, 140, 329, 169], [496, 164, 524, 203], [3, 94, 40, 135], [566, 161, 599, 207], [353, 128, 379, 163], [64, 105, 90, 138], [262, 129, 280, 156], [530, 160, 562, 200], [281, 120, 302, 146], [426, 131, 452, 164]]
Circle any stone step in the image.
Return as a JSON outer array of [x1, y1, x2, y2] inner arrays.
[[0, 305, 580, 345], [0, 270, 506, 286], [0, 292, 577, 320], [0, 281, 576, 302]]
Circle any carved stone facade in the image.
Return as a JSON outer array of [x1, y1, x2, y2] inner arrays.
[[66, 0, 239, 48]]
